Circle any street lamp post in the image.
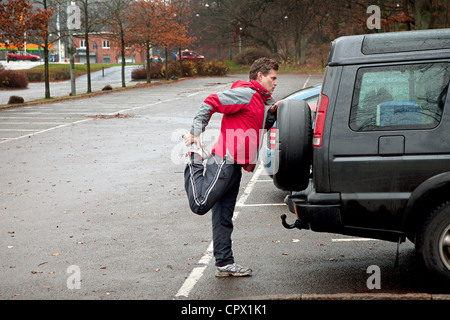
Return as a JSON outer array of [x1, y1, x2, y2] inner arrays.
[[67, 1, 80, 96]]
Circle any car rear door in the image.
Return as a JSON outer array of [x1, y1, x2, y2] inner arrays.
[[327, 61, 450, 230]]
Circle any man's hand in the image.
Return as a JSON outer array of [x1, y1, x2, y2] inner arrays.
[[183, 133, 201, 148], [270, 100, 284, 113]]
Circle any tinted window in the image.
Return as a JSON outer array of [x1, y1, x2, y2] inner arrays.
[[350, 63, 449, 131]]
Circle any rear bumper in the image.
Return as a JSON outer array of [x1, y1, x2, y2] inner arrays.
[[286, 191, 405, 242], [287, 192, 342, 233]]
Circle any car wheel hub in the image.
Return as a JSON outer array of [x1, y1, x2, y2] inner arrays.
[[439, 224, 450, 271]]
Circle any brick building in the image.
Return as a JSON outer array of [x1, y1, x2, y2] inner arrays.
[[73, 33, 146, 64]]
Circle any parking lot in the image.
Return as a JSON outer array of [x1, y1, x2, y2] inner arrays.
[[1, 73, 448, 303]]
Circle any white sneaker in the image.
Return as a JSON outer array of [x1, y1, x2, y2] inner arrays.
[[215, 263, 252, 277]]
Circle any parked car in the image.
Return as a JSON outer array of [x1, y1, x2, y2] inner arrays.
[[275, 29, 450, 284], [176, 50, 204, 62], [150, 56, 163, 63], [262, 84, 321, 177], [7, 51, 40, 62]]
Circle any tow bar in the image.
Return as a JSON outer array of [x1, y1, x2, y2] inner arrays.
[[280, 214, 306, 230]]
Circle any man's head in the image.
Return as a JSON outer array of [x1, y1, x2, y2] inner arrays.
[[249, 57, 278, 94]]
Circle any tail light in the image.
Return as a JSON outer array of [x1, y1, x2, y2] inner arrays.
[[312, 94, 329, 147], [269, 127, 276, 149]]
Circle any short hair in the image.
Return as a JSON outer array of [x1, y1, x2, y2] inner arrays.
[[249, 57, 279, 80]]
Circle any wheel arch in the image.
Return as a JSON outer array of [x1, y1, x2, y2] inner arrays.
[[402, 172, 450, 241]]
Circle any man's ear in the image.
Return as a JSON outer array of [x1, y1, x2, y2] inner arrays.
[[256, 71, 263, 82]]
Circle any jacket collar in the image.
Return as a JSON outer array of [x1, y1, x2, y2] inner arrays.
[[231, 79, 273, 103], [249, 79, 272, 101]]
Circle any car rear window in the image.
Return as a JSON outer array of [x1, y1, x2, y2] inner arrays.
[[350, 62, 450, 132]]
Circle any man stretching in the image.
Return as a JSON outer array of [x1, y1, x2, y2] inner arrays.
[[183, 57, 280, 277]]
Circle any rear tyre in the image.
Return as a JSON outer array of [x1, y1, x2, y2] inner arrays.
[[273, 99, 312, 191], [416, 201, 450, 285]]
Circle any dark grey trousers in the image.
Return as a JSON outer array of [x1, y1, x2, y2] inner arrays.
[[184, 154, 242, 266]]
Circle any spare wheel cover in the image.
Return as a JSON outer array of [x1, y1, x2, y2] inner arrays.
[[273, 99, 312, 191]]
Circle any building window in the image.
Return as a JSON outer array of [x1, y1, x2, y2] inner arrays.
[[80, 40, 86, 48], [103, 55, 110, 63], [102, 40, 110, 49]]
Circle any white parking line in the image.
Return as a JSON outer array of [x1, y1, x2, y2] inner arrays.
[[0, 119, 90, 144], [1, 122, 67, 125], [175, 165, 264, 299], [0, 98, 180, 145], [302, 74, 312, 89], [236, 203, 285, 207], [0, 129, 36, 131], [175, 242, 214, 298], [331, 238, 380, 242], [0, 117, 64, 119]]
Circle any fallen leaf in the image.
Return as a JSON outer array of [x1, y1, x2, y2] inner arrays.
[[52, 252, 59, 256]]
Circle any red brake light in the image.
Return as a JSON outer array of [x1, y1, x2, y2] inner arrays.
[[269, 127, 276, 149], [313, 94, 329, 147]]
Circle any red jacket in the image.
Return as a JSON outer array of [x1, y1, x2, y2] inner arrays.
[[190, 79, 276, 171]]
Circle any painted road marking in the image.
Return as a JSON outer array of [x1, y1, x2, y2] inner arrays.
[[332, 238, 380, 242], [0, 98, 180, 145]]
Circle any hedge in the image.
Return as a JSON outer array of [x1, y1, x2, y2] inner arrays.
[[131, 60, 229, 80], [0, 69, 29, 88]]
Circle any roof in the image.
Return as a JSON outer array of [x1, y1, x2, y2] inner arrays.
[[327, 28, 450, 66]]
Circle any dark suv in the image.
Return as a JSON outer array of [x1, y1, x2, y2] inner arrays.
[[274, 29, 450, 283]]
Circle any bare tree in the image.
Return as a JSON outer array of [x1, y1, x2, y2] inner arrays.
[[76, 0, 103, 93], [101, 0, 133, 88], [30, 0, 56, 99]]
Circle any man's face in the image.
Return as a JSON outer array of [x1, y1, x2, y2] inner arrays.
[[257, 69, 278, 94]]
